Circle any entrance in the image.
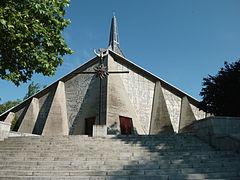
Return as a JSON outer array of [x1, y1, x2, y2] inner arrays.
[[85, 117, 95, 136], [119, 116, 132, 135]]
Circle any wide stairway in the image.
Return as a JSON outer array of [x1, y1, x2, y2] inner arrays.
[[0, 134, 239, 180]]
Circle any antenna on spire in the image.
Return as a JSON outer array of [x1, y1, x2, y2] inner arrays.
[[113, 11, 116, 16]]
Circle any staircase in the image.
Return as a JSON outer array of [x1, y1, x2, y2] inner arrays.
[[0, 134, 239, 180]]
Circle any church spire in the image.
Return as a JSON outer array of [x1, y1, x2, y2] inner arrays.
[[108, 16, 124, 57]]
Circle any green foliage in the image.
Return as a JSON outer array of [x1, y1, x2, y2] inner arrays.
[[10, 116, 18, 130], [200, 60, 240, 117], [0, 99, 21, 115], [23, 81, 41, 100], [0, 0, 73, 86], [0, 81, 45, 116]]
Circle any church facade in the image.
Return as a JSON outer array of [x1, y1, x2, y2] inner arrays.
[[0, 16, 207, 136]]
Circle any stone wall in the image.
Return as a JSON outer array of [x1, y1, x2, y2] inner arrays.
[[0, 121, 10, 141], [65, 59, 107, 135], [65, 65, 96, 134], [194, 116, 240, 152]]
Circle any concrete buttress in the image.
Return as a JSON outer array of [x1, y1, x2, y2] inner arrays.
[[149, 81, 173, 134], [107, 54, 144, 134], [178, 96, 196, 133], [42, 81, 69, 135], [18, 98, 39, 133], [4, 112, 15, 125]]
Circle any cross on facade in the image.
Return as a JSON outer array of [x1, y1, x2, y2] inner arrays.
[[74, 48, 129, 125]]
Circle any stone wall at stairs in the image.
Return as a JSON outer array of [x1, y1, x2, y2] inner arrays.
[[194, 116, 240, 153]]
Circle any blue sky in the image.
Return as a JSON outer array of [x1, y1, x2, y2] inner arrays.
[[0, 0, 240, 102]]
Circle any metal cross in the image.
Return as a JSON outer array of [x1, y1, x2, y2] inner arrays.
[[74, 48, 129, 125]]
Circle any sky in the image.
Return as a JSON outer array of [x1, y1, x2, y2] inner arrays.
[[0, 0, 240, 103]]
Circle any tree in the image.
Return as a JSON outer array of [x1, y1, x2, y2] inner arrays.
[[23, 81, 42, 100], [0, 99, 21, 115], [200, 60, 240, 117], [0, 0, 73, 86], [0, 81, 45, 115]]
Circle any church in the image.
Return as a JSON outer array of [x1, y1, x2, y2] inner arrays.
[[0, 16, 207, 136]]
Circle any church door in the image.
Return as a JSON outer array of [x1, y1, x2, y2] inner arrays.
[[119, 116, 132, 135], [85, 117, 95, 136]]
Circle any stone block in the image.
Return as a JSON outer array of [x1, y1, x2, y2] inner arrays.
[[93, 125, 107, 137], [0, 121, 11, 140]]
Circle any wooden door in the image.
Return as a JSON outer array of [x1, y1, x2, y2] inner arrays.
[[85, 117, 95, 136], [119, 116, 132, 135]]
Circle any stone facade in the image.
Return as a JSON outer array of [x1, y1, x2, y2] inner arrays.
[[0, 50, 206, 136]]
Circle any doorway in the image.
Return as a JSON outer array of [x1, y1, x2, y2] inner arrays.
[[85, 117, 95, 136], [119, 116, 132, 135]]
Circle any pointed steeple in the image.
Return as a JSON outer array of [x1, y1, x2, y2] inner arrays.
[[108, 16, 124, 57]]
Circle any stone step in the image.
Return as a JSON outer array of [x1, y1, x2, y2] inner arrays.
[[2, 138, 206, 143], [0, 143, 212, 149], [0, 140, 212, 144], [2, 136, 205, 143], [0, 173, 239, 180], [0, 142, 209, 148], [0, 154, 237, 162], [0, 166, 237, 174], [0, 169, 239, 177], [0, 175, 165, 180], [0, 149, 217, 157], [0, 160, 239, 170], [0, 155, 239, 164], [0, 148, 215, 152], [0, 151, 238, 160], [0, 142, 216, 148], [3, 137, 184, 142]]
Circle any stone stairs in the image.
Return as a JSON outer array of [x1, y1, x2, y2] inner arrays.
[[0, 134, 239, 180]]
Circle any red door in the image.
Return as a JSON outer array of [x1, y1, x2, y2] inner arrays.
[[85, 117, 95, 136], [119, 116, 132, 135]]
